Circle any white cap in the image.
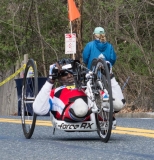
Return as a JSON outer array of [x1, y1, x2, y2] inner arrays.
[[71, 98, 88, 117], [93, 27, 105, 34]]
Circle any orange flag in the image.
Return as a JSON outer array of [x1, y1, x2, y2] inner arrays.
[[68, 0, 81, 21]]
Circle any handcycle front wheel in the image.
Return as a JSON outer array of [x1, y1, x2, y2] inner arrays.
[[21, 59, 38, 139], [91, 58, 113, 143]]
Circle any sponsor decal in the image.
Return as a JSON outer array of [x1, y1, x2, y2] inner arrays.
[[57, 122, 94, 130]]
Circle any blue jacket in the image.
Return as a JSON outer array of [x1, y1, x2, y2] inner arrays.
[[82, 40, 117, 69]]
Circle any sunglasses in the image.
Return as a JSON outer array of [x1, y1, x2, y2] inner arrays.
[[60, 69, 73, 77]]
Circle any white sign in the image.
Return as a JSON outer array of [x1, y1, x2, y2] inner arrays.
[[65, 33, 76, 54]]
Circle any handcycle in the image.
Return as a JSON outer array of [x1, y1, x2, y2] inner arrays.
[[21, 58, 113, 143]]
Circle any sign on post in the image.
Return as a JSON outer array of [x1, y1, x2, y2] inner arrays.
[[65, 33, 76, 54]]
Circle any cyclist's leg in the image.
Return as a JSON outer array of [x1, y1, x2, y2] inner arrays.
[[111, 77, 126, 112]]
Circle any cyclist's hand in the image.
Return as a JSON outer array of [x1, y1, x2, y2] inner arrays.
[[49, 64, 58, 80]]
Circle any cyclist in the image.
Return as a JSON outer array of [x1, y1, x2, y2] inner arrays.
[[82, 27, 126, 126], [33, 58, 94, 122], [33, 58, 118, 128]]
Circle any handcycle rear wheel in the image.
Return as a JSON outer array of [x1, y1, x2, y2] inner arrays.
[[92, 58, 113, 143], [21, 59, 38, 139]]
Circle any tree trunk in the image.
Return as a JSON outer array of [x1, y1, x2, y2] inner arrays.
[[34, 0, 47, 76]]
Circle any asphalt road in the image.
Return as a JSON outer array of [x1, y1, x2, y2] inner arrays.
[[0, 116, 154, 160]]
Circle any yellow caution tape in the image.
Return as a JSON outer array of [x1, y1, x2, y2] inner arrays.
[[0, 64, 26, 87]]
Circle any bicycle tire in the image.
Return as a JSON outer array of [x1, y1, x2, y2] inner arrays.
[[21, 59, 38, 139], [90, 58, 97, 72], [93, 58, 113, 143]]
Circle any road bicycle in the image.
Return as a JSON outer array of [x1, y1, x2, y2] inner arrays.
[[21, 58, 113, 143]]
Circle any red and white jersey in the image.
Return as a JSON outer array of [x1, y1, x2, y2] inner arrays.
[[49, 85, 88, 120], [33, 81, 89, 121]]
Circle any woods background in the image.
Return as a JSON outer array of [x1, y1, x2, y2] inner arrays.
[[0, 0, 154, 114]]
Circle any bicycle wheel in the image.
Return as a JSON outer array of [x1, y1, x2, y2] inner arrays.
[[21, 59, 38, 139], [93, 58, 113, 143], [90, 58, 97, 72]]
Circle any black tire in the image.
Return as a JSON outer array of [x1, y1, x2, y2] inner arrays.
[[21, 59, 38, 139], [93, 58, 113, 143], [90, 58, 98, 72]]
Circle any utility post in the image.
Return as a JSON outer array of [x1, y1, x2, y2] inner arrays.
[[72, 0, 83, 61]]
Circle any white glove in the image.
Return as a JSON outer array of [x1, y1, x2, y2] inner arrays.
[[49, 64, 56, 74], [49, 64, 57, 80]]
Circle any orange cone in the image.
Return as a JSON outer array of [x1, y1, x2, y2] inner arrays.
[[68, 0, 81, 21]]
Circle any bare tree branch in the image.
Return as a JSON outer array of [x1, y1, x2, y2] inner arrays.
[[144, 0, 154, 6]]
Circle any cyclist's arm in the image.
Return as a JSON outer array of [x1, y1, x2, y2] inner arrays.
[[33, 81, 54, 115]]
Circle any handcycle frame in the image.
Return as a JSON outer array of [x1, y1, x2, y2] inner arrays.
[[21, 58, 113, 142], [51, 70, 99, 132]]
